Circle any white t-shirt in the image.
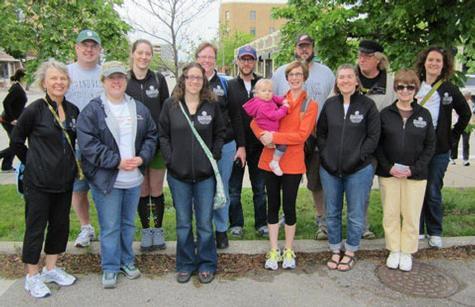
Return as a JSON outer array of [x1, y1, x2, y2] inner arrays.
[[244, 80, 252, 96], [416, 81, 440, 128], [343, 103, 350, 117], [106, 99, 143, 189], [66, 63, 103, 111]]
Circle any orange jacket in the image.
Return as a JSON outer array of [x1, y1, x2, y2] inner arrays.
[[251, 91, 318, 174]]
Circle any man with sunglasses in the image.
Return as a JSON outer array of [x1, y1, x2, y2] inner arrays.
[[66, 29, 104, 248], [272, 34, 335, 241], [357, 39, 396, 239]]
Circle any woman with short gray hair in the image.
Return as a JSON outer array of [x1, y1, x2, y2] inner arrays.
[[11, 59, 79, 298]]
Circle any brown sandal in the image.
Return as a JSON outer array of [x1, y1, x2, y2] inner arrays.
[[337, 254, 356, 272], [326, 251, 341, 270]]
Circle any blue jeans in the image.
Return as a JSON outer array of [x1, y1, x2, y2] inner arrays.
[[167, 174, 217, 273], [320, 164, 374, 252], [229, 145, 267, 229], [213, 141, 236, 232], [420, 152, 450, 236], [91, 185, 141, 273]]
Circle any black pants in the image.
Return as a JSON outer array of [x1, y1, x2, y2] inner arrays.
[[264, 171, 302, 225], [22, 186, 72, 264], [0, 122, 14, 170], [451, 131, 471, 161]]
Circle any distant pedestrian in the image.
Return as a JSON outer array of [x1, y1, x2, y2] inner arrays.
[[450, 90, 474, 166], [77, 61, 157, 289], [415, 46, 471, 248], [318, 64, 380, 272], [11, 59, 79, 298], [0, 68, 27, 172], [126, 39, 170, 252], [377, 69, 435, 271]]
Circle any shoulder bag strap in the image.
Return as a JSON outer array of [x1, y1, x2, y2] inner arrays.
[[43, 98, 85, 180], [420, 79, 444, 106]]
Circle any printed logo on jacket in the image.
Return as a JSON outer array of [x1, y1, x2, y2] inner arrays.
[[146, 85, 159, 98], [197, 111, 212, 125], [413, 117, 427, 128], [349, 110, 364, 123]]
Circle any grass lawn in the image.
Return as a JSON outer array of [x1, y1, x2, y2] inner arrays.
[[0, 185, 474, 241]]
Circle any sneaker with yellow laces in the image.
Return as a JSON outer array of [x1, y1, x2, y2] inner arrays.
[[264, 249, 281, 271], [282, 248, 296, 269]]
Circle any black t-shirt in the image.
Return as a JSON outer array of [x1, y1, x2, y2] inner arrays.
[[359, 67, 387, 95]]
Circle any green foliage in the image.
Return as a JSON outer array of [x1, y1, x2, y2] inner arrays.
[[273, 0, 475, 72], [0, 0, 130, 82], [217, 29, 254, 73]]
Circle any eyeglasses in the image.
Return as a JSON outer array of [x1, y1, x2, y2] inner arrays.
[[358, 52, 375, 59], [396, 84, 416, 91], [239, 58, 256, 63], [288, 72, 304, 78], [185, 75, 204, 82], [197, 55, 216, 60], [79, 42, 100, 50]]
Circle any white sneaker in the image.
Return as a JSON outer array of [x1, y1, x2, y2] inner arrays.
[[386, 251, 400, 269], [450, 159, 456, 165], [264, 249, 281, 271], [269, 160, 283, 176], [41, 267, 76, 286], [75, 225, 95, 247], [428, 235, 442, 248], [399, 253, 412, 271], [463, 160, 470, 166], [418, 234, 425, 240], [25, 274, 51, 298], [282, 248, 296, 269]]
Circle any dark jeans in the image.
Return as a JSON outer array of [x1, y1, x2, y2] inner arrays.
[[451, 131, 471, 161], [0, 122, 14, 170], [420, 152, 450, 236], [265, 171, 302, 226], [22, 186, 72, 264], [229, 146, 267, 229]]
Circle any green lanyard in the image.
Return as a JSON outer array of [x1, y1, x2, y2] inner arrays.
[[43, 98, 85, 180], [420, 79, 444, 106]]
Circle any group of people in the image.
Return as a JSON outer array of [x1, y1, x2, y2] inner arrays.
[[2, 28, 473, 298]]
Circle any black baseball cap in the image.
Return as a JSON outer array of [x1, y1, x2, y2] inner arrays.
[[359, 40, 384, 53]]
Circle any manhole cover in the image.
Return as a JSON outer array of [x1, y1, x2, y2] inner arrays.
[[376, 262, 460, 298]]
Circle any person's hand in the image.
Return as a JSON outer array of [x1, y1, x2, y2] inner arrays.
[[129, 156, 143, 168], [282, 99, 289, 108], [119, 157, 143, 170], [11, 120, 17, 125], [259, 131, 274, 146], [234, 146, 246, 167], [389, 166, 408, 178]]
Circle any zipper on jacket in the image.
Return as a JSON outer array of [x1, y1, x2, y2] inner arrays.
[[337, 104, 347, 176]]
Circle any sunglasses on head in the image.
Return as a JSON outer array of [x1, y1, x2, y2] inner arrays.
[[396, 84, 416, 91]]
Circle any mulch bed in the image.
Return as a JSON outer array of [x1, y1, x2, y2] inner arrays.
[[1, 245, 473, 279]]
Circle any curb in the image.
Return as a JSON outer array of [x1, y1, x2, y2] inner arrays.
[[0, 236, 474, 256]]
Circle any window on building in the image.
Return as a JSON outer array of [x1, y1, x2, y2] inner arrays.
[[225, 10, 230, 21], [250, 27, 256, 36], [250, 10, 256, 20]]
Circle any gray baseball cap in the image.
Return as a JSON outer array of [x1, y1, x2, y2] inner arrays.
[[101, 61, 127, 78]]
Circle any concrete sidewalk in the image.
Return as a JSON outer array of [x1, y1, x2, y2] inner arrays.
[[0, 237, 474, 306]]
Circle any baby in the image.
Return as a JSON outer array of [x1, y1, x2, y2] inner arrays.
[[243, 79, 289, 176]]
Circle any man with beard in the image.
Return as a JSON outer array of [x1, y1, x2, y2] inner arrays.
[[227, 46, 268, 238], [272, 34, 335, 240], [357, 39, 396, 239]]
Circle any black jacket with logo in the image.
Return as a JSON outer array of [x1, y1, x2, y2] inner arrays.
[[159, 98, 225, 182], [126, 69, 169, 126], [317, 92, 380, 176], [226, 73, 262, 148], [11, 96, 79, 193], [431, 81, 471, 154], [208, 72, 245, 146], [376, 101, 435, 180]]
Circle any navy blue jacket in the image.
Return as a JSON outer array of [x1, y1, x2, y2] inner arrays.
[[77, 95, 157, 194]]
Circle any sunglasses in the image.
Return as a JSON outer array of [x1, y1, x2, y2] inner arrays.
[[396, 84, 416, 91]]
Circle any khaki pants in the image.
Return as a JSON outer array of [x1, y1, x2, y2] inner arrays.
[[379, 177, 427, 254]]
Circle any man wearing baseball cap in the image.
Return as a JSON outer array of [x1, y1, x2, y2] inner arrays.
[[272, 34, 335, 241], [357, 39, 396, 239], [227, 45, 269, 239], [66, 29, 104, 248]]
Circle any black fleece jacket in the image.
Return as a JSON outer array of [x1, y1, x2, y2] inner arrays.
[[376, 100, 435, 180], [226, 73, 262, 148], [2, 82, 27, 123], [317, 92, 380, 176]]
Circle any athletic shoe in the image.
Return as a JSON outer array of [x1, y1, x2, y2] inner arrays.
[[362, 230, 376, 239], [152, 228, 166, 250], [140, 228, 154, 252], [386, 252, 400, 269], [102, 272, 118, 289], [282, 248, 296, 269], [257, 225, 269, 238], [24, 273, 51, 298], [264, 249, 281, 271], [1, 167, 16, 173], [463, 160, 470, 166], [315, 225, 328, 240], [269, 160, 283, 176], [216, 231, 229, 249], [41, 267, 76, 286], [74, 224, 95, 247], [399, 253, 412, 271], [418, 234, 425, 240], [428, 235, 443, 248], [229, 226, 243, 238], [120, 264, 141, 279], [450, 159, 456, 165]]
